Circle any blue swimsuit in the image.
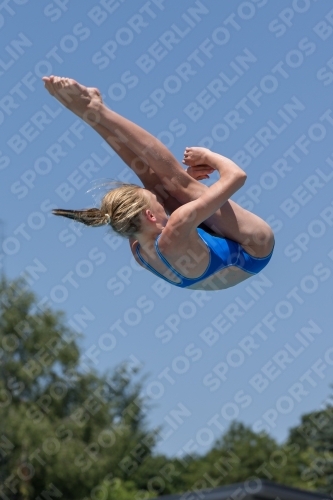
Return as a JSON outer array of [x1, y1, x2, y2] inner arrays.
[[136, 227, 273, 289]]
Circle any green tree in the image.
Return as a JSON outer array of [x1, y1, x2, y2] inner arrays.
[[0, 277, 158, 500], [173, 422, 278, 490], [167, 422, 320, 495], [286, 404, 333, 493], [2, 276, 332, 499]]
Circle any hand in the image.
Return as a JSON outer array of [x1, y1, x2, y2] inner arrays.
[[186, 164, 215, 181], [182, 146, 211, 167]]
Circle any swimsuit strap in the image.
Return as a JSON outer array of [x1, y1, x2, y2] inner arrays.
[[136, 229, 274, 288], [154, 233, 212, 285], [154, 235, 186, 281], [136, 242, 183, 286], [135, 233, 212, 287]]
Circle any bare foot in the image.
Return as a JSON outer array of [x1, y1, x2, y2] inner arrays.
[[182, 146, 210, 167], [42, 75, 102, 122]]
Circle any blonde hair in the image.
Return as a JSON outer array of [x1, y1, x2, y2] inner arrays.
[[52, 183, 150, 238]]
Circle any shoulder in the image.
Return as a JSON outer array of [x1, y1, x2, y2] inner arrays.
[[159, 206, 193, 246], [158, 221, 201, 256]]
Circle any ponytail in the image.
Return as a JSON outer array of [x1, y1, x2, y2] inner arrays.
[[53, 183, 150, 238], [52, 208, 109, 227]]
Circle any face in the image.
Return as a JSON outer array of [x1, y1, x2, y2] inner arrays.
[[143, 190, 168, 228]]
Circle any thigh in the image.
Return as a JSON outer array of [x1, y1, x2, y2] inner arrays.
[[173, 179, 274, 257], [92, 122, 183, 214], [125, 161, 183, 215], [205, 200, 274, 258]]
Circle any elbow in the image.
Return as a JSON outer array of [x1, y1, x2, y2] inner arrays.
[[241, 171, 247, 184], [236, 170, 247, 188]]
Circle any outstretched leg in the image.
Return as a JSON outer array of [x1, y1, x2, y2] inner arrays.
[[83, 121, 182, 215], [43, 76, 181, 215], [43, 76, 274, 257], [43, 76, 197, 200]]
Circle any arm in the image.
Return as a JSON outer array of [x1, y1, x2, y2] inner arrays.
[[159, 148, 247, 248]]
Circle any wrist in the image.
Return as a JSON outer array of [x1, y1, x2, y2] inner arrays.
[[207, 152, 225, 173], [205, 150, 215, 164], [83, 101, 103, 126]]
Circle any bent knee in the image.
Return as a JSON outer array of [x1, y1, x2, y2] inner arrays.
[[251, 224, 275, 258]]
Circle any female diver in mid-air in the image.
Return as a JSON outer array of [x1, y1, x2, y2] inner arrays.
[[42, 76, 274, 291]]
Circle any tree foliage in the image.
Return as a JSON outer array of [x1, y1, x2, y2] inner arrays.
[[0, 277, 332, 499], [286, 406, 333, 493], [0, 278, 159, 499]]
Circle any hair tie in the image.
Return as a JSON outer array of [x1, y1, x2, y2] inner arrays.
[[104, 213, 111, 224]]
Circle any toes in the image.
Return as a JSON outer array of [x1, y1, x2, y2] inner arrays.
[[44, 85, 54, 95], [43, 78, 55, 96], [54, 77, 63, 89]]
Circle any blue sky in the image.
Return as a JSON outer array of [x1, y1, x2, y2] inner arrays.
[[2, 0, 333, 458]]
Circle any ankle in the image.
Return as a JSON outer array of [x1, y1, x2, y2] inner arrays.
[[82, 103, 102, 126]]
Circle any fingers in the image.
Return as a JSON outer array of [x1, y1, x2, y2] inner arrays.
[[199, 164, 214, 173], [182, 147, 191, 159], [185, 165, 214, 173], [182, 146, 208, 167], [193, 174, 209, 180], [189, 166, 214, 174], [186, 165, 213, 180], [182, 154, 195, 166]]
